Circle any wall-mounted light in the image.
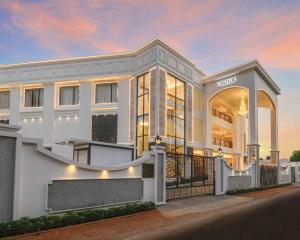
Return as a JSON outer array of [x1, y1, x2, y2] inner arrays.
[[24, 118, 28, 123], [252, 153, 256, 161], [218, 146, 223, 156], [155, 135, 161, 145]]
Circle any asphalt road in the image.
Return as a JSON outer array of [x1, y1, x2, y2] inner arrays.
[[157, 188, 300, 240]]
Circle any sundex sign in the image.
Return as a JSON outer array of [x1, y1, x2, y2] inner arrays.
[[216, 76, 237, 87]]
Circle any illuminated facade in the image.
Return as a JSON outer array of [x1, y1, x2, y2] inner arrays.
[[0, 39, 281, 170]]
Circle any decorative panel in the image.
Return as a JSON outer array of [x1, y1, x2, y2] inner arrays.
[[186, 84, 193, 143], [150, 68, 157, 137], [47, 179, 143, 212], [158, 69, 166, 137]]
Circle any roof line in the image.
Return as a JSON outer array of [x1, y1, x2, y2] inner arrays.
[[0, 38, 206, 76]]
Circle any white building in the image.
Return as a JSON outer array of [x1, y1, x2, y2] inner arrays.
[[0, 39, 280, 170]]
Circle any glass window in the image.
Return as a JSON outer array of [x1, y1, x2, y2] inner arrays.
[[136, 73, 150, 156], [92, 114, 118, 143], [95, 83, 118, 103], [0, 91, 10, 109], [166, 74, 185, 154], [59, 86, 79, 106], [25, 88, 44, 107]]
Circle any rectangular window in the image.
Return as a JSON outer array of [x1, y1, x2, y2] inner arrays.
[[166, 74, 185, 154], [95, 83, 118, 103], [59, 86, 79, 106], [136, 73, 150, 156], [92, 114, 118, 143], [24, 88, 44, 107], [0, 91, 10, 109]]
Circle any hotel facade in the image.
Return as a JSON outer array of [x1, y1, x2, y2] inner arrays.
[[0, 39, 280, 170]]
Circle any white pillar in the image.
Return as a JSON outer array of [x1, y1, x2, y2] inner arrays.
[[43, 83, 55, 146], [151, 146, 166, 205], [9, 87, 21, 125], [117, 80, 130, 144], [270, 107, 279, 165], [79, 81, 92, 140], [247, 88, 260, 186]]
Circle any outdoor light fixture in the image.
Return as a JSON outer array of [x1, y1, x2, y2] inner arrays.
[[155, 135, 161, 145], [238, 95, 248, 116], [218, 146, 223, 156], [252, 153, 256, 161]]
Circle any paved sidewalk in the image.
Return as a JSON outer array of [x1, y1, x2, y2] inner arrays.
[[16, 185, 298, 240]]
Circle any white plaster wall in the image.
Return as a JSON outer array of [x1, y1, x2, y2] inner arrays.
[[18, 141, 149, 219], [90, 145, 133, 166]]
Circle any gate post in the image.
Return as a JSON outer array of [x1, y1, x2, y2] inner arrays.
[[151, 146, 166, 205], [215, 157, 224, 195]]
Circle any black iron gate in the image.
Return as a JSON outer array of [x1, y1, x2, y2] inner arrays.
[[166, 153, 215, 200]]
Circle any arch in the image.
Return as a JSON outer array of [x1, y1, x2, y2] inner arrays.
[[257, 89, 276, 110]]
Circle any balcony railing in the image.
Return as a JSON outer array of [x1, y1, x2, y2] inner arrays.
[[212, 108, 233, 123], [212, 137, 233, 148]]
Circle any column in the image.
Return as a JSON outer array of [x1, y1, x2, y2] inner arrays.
[[151, 145, 166, 205], [43, 83, 55, 146], [79, 81, 92, 140], [270, 107, 279, 165], [9, 87, 21, 125], [247, 87, 260, 186], [117, 80, 130, 144]]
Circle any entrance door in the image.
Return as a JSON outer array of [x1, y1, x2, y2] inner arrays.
[[166, 153, 215, 200]]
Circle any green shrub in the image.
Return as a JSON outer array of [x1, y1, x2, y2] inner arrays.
[[0, 202, 155, 238], [226, 183, 292, 195]]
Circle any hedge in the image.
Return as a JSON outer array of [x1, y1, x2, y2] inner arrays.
[[0, 202, 155, 238], [226, 183, 292, 195]]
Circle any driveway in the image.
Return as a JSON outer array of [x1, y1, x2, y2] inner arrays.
[[15, 185, 298, 240]]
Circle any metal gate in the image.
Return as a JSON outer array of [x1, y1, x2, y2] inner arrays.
[[166, 153, 215, 200]]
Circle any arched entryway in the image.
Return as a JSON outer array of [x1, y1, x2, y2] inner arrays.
[[208, 87, 250, 170]]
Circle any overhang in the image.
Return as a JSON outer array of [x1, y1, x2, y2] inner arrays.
[[203, 60, 281, 95]]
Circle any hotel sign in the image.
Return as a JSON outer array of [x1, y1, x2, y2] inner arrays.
[[216, 76, 237, 87]]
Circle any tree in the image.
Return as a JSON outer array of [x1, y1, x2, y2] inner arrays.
[[290, 150, 300, 162]]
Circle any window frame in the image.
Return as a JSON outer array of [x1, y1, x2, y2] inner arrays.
[[166, 74, 186, 154], [94, 82, 118, 104], [136, 73, 150, 157], [58, 84, 80, 107], [24, 87, 44, 108], [0, 90, 10, 110]]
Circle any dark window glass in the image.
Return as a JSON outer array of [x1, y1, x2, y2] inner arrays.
[[25, 88, 44, 107], [92, 114, 118, 143], [0, 119, 9, 124]]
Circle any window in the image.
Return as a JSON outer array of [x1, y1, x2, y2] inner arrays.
[[0, 91, 10, 109], [59, 86, 79, 106], [95, 83, 118, 103], [166, 74, 185, 154], [136, 73, 150, 156], [25, 88, 44, 107], [0, 119, 9, 124], [92, 114, 118, 143]]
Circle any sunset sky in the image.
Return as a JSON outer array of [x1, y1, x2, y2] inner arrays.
[[0, 0, 299, 158]]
